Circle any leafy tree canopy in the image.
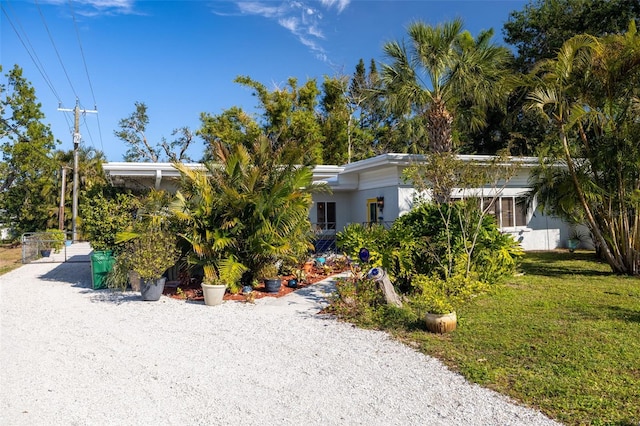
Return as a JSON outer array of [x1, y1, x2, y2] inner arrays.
[[504, 0, 640, 71], [0, 65, 59, 237]]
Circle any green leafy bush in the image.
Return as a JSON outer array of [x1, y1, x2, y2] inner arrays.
[[127, 227, 180, 281], [326, 274, 385, 326], [387, 202, 522, 290], [172, 136, 318, 290], [80, 191, 140, 251], [336, 223, 387, 266], [409, 273, 489, 314], [43, 229, 65, 252]]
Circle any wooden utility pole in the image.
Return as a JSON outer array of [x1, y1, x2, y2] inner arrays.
[[58, 166, 68, 231], [58, 99, 97, 242]]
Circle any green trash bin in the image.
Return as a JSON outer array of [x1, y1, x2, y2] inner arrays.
[[90, 250, 115, 290]]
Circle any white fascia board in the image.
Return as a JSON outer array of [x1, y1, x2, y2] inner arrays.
[[311, 165, 344, 181], [341, 153, 424, 174], [340, 153, 543, 175], [103, 162, 203, 178]]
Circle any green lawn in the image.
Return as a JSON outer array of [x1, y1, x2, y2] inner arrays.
[[393, 251, 640, 425]]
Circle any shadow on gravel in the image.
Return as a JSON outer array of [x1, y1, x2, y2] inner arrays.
[[87, 291, 142, 305], [253, 277, 340, 320], [39, 262, 92, 287], [293, 278, 338, 305]]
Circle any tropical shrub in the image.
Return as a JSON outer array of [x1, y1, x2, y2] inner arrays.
[[126, 226, 180, 281], [43, 229, 65, 252], [108, 190, 184, 290], [326, 273, 386, 326], [387, 201, 522, 291], [173, 135, 324, 292], [409, 273, 489, 314], [336, 223, 387, 266], [80, 190, 140, 251]]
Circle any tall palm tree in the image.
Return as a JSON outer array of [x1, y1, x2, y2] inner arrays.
[[527, 25, 640, 275], [381, 19, 511, 202]]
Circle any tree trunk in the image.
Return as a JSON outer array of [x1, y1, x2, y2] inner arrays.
[[367, 268, 402, 307]]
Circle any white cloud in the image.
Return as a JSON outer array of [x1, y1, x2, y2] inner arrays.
[[42, 0, 136, 16], [231, 0, 350, 63], [279, 17, 300, 33], [236, 2, 284, 18], [319, 0, 350, 13]]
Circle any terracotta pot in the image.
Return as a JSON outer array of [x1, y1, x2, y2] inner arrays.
[[202, 283, 226, 306], [303, 261, 314, 274], [425, 311, 457, 333]]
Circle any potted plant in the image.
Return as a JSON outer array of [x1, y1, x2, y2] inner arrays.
[[288, 268, 306, 288], [32, 229, 65, 257], [411, 274, 489, 333], [260, 264, 282, 293], [127, 227, 180, 301], [567, 226, 589, 252], [104, 244, 141, 292], [81, 192, 140, 289], [198, 264, 224, 306]]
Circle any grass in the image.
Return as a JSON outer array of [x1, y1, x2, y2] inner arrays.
[[379, 251, 639, 425], [0, 244, 23, 276]]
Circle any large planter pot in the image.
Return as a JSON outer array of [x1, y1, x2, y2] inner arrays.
[[140, 277, 167, 301], [425, 311, 457, 333], [202, 283, 227, 306], [264, 278, 282, 293]]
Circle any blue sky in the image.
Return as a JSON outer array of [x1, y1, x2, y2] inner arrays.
[[2, 0, 527, 161]]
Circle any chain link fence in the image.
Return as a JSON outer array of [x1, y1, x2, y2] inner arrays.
[[21, 232, 91, 264]]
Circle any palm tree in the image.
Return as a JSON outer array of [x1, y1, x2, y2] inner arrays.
[[54, 147, 107, 231], [381, 19, 511, 202], [526, 25, 640, 275], [173, 135, 322, 291]]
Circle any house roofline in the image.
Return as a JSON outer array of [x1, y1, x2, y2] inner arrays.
[[102, 154, 545, 190]]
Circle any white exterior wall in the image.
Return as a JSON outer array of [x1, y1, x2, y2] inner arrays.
[[310, 192, 353, 231], [392, 177, 576, 251], [105, 156, 585, 252]]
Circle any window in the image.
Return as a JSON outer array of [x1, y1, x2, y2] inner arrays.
[[482, 196, 527, 228], [317, 202, 336, 230]]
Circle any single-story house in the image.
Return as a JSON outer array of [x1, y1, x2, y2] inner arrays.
[[102, 153, 588, 252]]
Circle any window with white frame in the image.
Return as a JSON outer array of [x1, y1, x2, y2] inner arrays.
[[452, 196, 528, 228], [485, 196, 527, 228]]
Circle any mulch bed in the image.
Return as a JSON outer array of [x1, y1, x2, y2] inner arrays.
[[162, 265, 346, 303]]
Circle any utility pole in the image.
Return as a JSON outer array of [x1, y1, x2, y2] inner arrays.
[[58, 166, 68, 231], [58, 99, 97, 242]]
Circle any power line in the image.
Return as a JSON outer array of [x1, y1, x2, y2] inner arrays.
[[68, 0, 104, 152], [35, 0, 78, 100], [1, 3, 63, 104], [1, 1, 73, 133]]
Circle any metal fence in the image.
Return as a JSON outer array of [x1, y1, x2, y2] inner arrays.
[[312, 223, 337, 254], [21, 232, 91, 264]]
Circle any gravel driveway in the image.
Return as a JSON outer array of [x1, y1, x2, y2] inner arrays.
[[0, 251, 561, 425]]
